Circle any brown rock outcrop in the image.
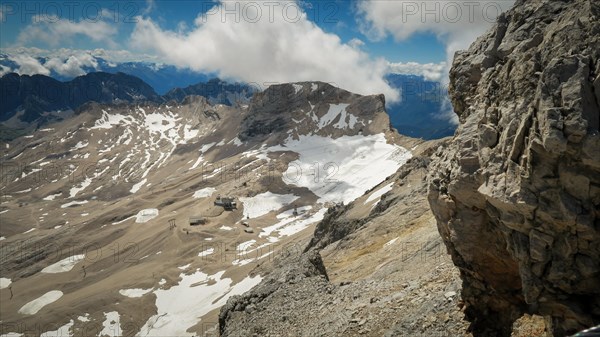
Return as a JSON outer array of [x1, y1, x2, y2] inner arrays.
[[428, 0, 600, 336]]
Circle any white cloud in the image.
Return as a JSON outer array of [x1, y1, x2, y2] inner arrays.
[[437, 94, 459, 125], [348, 38, 365, 49], [388, 61, 447, 82], [357, 1, 515, 70], [0, 65, 11, 77], [17, 15, 118, 48], [130, 0, 400, 102], [44, 53, 99, 77], [2, 47, 159, 64], [11, 54, 50, 76]]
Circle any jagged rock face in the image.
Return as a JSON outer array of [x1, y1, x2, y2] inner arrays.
[[428, 0, 600, 336], [239, 82, 390, 141]]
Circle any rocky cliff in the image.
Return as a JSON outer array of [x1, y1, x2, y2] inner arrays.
[[428, 0, 600, 336]]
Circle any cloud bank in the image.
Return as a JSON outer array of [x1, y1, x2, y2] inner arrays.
[[11, 54, 50, 76], [388, 61, 447, 82], [130, 0, 400, 102], [358, 1, 515, 73], [17, 13, 118, 48]]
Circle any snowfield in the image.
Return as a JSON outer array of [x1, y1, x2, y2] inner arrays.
[[269, 133, 411, 204], [138, 270, 262, 337]]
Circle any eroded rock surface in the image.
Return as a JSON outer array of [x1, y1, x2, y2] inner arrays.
[[428, 0, 600, 335]]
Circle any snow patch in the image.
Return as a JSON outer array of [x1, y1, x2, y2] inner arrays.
[[318, 104, 350, 129], [236, 240, 256, 252], [193, 187, 216, 199], [43, 193, 62, 201], [232, 137, 243, 146], [0, 277, 11, 289], [99, 311, 122, 337], [198, 248, 215, 257], [239, 192, 299, 218], [130, 178, 147, 194], [178, 263, 191, 270], [69, 177, 92, 198], [260, 207, 326, 239], [384, 237, 399, 247], [112, 215, 135, 225], [119, 288, 153, 298], [365, 182, 394, 204], [41, 254, 85, 273], [292, 83, 303, 94], [135, 209, 159, 223], [61, 200, 88, 208], [183, 125, 199, 141], [18, 290, 63, 315], [72, 141, 88, 150], [91, 111, 131, 129]]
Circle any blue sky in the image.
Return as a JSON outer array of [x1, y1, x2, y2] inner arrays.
[[0, 0, 513, 101], [0, 0, 447, 63]]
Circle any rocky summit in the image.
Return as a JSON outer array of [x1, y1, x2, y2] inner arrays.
[[428, 0, 600, 335]]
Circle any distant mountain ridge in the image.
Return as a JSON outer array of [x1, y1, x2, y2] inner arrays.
[[0, 70, 456, 141], [0, 72, 255, 140], [0, 53, 214, 94]]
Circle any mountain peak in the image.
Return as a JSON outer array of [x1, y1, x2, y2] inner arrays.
[[240, 81, 390, 142]]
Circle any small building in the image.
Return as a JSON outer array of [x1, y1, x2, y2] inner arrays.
[[244, 228, 254, 234], [214, 196, 237, 210], [241, 221, 249, 227], [189, 216, 207, 226]]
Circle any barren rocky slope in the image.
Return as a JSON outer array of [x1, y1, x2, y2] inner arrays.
[[218, 139, 479, 337], [428, 0, 600, 336], [0, 82, 412, 336]]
